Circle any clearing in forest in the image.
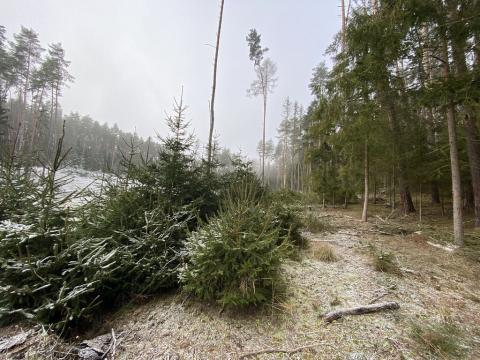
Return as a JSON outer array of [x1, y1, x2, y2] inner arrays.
[[87, 209, 479, 360]]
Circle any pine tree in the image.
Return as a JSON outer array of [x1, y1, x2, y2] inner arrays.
[[246, 29, 277, 184]]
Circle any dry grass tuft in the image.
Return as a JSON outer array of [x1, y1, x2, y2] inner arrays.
[[310, 242, 338, 262]]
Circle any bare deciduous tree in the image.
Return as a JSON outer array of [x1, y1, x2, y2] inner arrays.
[[207, 0, 225, 170], [246, 29, 277, 183]]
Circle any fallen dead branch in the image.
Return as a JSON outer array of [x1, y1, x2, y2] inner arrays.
[[400, 267, 419, 276], [324, 301, 400, 323], [239, 343, 321, 359], [375, 215, 387, 223], [368, 291, 390, 304]]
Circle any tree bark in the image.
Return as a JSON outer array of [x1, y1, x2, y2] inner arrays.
[[419, 183, 423, 223], [262, 94, 267, 183], [392, 166, 396, 210], [441, 37, 464, 246], [362, 140, 369, 222], [207, 0, 225, 170], [431, 181, 441, 205], [450, 34, 480, 227], [341, 0, 346, 51]]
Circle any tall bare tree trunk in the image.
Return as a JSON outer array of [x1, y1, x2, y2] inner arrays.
[[341, 0, 346, 52], [419, 183, 423, 223], [441, 37, 464, 246], [207, 0, 225, 170], [262, 94, 267, 183], [450, 33, 480, 227], [362, 140, 369, 222], [392, 166, 396, 210]]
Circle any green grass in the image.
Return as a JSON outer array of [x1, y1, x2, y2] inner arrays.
[[411, 320, 465, 359], [303, 212, 333, 233]]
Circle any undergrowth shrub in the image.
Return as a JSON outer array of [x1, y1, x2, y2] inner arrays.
[[180, 183, 289, 307], [303, 212, 332, 233], [368, 244, 402, 275], [0, 124, 193, 333], [0, 97, 214, 334], [267, 190, 305, 248], [0, 163, 36, 222], [0, 208, 189, 333]]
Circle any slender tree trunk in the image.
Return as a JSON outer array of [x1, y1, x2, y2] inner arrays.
[[362, 140, 369, 222], [388, 172, 392, 207], [207, 0, 225, 170], [463, 112, 480, 226], [392, 166, 396, 210], [341, 0, 346, 52], [18, 48, 32, 153], [431, 181, 441, 204], [262, 94, 267, 183], [48, 87, 55, 159], [419, 183, 423, 223], [441, 37, 464, 246], [450, 35, 480, 227], [439, 188, 444, 216]]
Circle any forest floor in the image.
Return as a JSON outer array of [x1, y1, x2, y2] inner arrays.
[[99, 205, 480, 359], [2, 204, 480, 359]]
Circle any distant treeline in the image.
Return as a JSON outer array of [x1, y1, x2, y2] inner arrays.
[[0, 25, 164, 172]]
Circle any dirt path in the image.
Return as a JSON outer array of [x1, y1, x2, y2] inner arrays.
[[103, 211, 480, 359]]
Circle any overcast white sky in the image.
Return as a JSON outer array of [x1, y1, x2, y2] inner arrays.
[[3, 0, 340, 157]]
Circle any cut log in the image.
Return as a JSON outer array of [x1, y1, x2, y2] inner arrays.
[[324, 301, 400, 323]]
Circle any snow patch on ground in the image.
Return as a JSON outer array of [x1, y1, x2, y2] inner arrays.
[[0, 220, 33, 233], [57, 167, 104, 194]]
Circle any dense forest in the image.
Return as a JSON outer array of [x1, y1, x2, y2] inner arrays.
[[1, 1, 480, 359], [262, 0, 480, 247], [0, 26, 165, 172]]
